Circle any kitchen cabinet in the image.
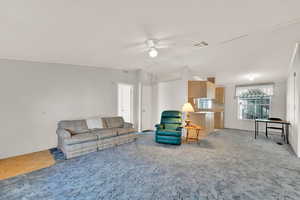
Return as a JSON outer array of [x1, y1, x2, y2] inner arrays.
[[188, 81, 216, 99], [189, 112, 214, 136], [187, 79, 225, 134]]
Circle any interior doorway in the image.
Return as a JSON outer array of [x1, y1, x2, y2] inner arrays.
[[118, 83, 133, 123], [141, 85, 153, 131]]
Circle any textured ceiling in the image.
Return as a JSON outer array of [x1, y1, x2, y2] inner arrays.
[[1, 0, 300, 83]]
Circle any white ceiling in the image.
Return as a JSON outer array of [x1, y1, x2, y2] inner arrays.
[[1, 0, 300, 84]]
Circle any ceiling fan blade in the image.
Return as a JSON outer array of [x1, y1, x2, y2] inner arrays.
[[155, 44, 170, 49], [122, 39, 148, 53], [123, 41, 145, 49], [219, 34, 249, 45]]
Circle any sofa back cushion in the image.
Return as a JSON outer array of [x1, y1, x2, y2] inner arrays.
[[58, 120, 88, 132], [102, 117, 124, 128], [86, 117, 103, 129]]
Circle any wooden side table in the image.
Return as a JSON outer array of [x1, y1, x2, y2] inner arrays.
[[185, 125, 203, 142]]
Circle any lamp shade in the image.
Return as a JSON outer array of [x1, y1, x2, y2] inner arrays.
[[182, 102, 194, 112]]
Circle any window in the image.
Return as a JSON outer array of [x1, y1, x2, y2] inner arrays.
[[238, 95, 271, 120], [236, 84, 274, 120]]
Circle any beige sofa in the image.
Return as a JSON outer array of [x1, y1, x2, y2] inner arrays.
[[56, 117, 138, 159]]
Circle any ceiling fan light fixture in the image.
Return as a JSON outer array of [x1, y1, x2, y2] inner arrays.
[[149, 47, 158, 58]]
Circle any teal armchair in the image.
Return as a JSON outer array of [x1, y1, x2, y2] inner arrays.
[[155, 110, 183, 145]]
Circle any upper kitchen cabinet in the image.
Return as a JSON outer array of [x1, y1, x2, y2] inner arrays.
[[215, 87, 225, 104], [188, 80, 216, 99]]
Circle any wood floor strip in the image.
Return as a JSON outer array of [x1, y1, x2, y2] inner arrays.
[[0, 150, 55, 180]]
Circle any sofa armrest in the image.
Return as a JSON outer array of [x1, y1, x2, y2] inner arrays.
[[155, 124, 164, 130], [56, 128, 71, 139], [124, 122, 133, 128]]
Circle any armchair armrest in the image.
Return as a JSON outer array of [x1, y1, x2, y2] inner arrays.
[[124, 122, 133, 128], [155, 124, 164, 129], [56, 128, 71, 139]]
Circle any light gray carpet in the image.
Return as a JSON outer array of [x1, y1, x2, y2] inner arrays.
[[1, 129, 300, 200]]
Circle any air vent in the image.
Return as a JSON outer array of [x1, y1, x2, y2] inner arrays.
[[193, 41, 208, 47]]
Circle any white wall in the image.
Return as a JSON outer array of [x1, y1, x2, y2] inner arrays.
[[287, 44, 300, 157], [0, 59, 138, 159], [152, 67, 192, 125], [224, 81, 287, 131], [156, 79, 186, 123], [158, 80, 184, 111]]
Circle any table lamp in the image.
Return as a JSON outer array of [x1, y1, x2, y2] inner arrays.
[[182, 102, 195, 127]]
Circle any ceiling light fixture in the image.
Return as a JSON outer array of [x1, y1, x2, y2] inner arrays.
[[246, 73, 258, 81], [148, 47, 158, 58], [248, 75, 255, 81]]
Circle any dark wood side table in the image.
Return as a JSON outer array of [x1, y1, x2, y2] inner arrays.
[[185, 125, 203, 142]]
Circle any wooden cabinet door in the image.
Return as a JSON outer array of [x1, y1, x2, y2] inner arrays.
[[215, 87, 225, 104], [188, 81, 207, 98], [188, 81, 199, 97], [214, 112, 224, 129], [206, 82, 216, 99], [188, 80, 216, 99]]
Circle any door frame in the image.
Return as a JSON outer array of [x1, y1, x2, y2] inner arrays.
[[117, 83, 134, 123]]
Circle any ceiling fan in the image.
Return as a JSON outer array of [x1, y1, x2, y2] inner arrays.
[[125, 18, 300, 59], [138, 39, 173, 58], [123, 38, 173, 58], [123, 26, 211, 58], [129, 38, 208, 58]]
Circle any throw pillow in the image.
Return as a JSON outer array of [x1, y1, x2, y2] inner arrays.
[[65, 129, 77, 136], [86, 117, 103, 129]]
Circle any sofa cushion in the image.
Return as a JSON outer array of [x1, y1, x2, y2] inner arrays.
[[65, 129, 76, 136], [156, 129, 182, 137], [65, 129, 91, 136], [91, 128, 117, 139], [73, 129, 91, 134], [117, 128, 137, 135], [58, 120, 88, 132], [102, 117, 124, 128], [64, 133, 98, 145]]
